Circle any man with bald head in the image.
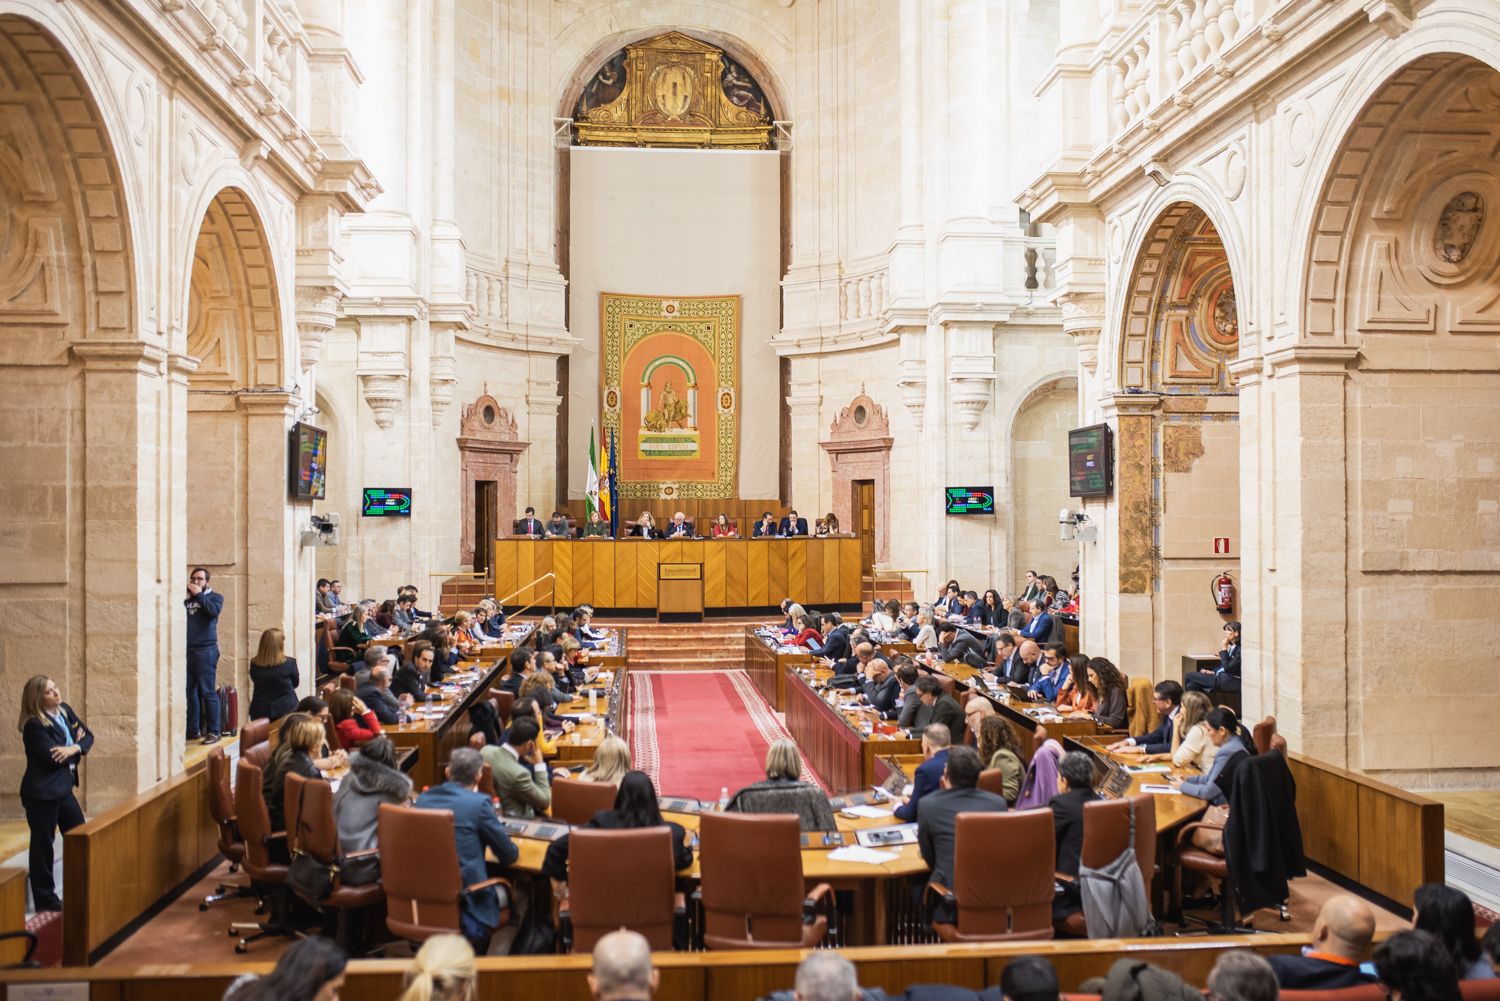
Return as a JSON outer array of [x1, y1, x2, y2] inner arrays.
[[1008, 639, 1043, 687], [589, 929, 657, 1000], [1267, 893, 1379, 987]]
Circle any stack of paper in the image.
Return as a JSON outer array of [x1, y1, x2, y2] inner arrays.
[[827, 846, 900, 864]]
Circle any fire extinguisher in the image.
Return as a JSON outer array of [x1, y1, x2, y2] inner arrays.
[[1211, 571, 1236, 614]]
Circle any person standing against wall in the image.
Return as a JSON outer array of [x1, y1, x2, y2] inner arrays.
[[17, 675, 93, 912], [185, 566, 223, 745]]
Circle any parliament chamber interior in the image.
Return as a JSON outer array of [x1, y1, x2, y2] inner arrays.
[[2, 1, 1499, 999]]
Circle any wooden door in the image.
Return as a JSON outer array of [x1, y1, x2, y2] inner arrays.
[[474, 480, 497, 573], [852, 479, 876, 577]]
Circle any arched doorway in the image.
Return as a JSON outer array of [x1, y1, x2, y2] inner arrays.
[[183, 186, 300, 740], [0, 14, 154, 808], [1279, 54, 1500, 777], [1111, 203, 1242, 681], [1010, 377, 1079, 590]]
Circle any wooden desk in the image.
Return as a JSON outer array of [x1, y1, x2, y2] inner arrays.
[[547, 667, 629, 766], [492, 538, 864, 612], [0, 869, 27, 965], [658, 562, 704, 617], [386, 657, 509, 788], [922, 659, 1120, 758], [743, 627, 811, 710], [781, 666, 921, 793]]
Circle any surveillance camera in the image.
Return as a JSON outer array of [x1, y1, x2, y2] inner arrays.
[[322, 512, 340, 528], [1058, 507, 1073, 525]]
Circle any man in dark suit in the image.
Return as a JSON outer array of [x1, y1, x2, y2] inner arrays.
[[1267, 895, 1379, 988], [516, 506, 544, 538], [829, 638, 886, 682], [860, 658, 901, 718], [917, 746, 1007, 921], [356, 652, 406, 725], [389, 640, 435, 701], [777, 509, 809, 537], [935, 584, 963, 617], [412, 747, 518, 952], [1186, 620, 1242, 694], [1019, 601, 1053, 643], [1050, 751, 1100, 920], [894, 723, 951, 822], [990, 632, 1022, 683], [909, 676, 964, 740], [1110, 680, 1183, 754], [935, 621, 985, 669], [753, 511, 778, 537], [895, 661, 932, 731], [818, 615, 853, 663], [665, 511, 694, 538], [1008, 640, 1042, 688], [498, 647, 533, 697]]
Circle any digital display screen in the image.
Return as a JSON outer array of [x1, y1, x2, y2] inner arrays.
[[1069, 424, 1113, 498], [945, 486, 996, 515], [362, 487, 412, 517], [288, 422, 327, 500]]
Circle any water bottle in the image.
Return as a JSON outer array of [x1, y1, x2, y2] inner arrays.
[[425, 691, 435, 714], [588, 687, 598, 714], [718, 786, 729, 812]]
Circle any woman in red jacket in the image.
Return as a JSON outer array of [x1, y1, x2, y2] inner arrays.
[[328, 687, 382, 749], [788, 613, 823, 649]]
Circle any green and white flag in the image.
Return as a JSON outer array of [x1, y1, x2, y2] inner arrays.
[[585, 426, 601, 518]]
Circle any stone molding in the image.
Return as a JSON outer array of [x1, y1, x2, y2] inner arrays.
[[355, 350, 408, 429], [295, 284, 343, 371], [72, 341, 169, 374]]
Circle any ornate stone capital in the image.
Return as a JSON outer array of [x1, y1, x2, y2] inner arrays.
[[1101, 391, 1163, 419], [356, 350, 408, 429], [72, 341, 170, 375], [945, 322, 998, 431], [295, 284, 343, 371], [1264, 343, 1361, 377], [895, 358, 926, 431], [1058, 289, 1104, 376]]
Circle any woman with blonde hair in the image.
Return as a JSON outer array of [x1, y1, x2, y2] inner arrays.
[[17, 675, 93, 912], [397, 933, 476, 1001], [583, 735, 632, 785], [1171, 690, 1220, 772], [261, 712, 325, 859], [726, 738, 837, 831], [247, 627, 299, 722]]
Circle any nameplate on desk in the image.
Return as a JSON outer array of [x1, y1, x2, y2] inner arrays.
[[658, 563, 701, 581]]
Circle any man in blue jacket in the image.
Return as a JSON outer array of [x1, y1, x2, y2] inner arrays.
[[185, 566, 222, 744], [413, 747, 519, 953], [894, 723, 951, 822]]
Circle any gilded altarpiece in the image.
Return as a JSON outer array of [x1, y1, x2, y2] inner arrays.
[[601, 293, 740, 500]]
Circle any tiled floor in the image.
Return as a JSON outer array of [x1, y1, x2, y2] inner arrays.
[[1428, 790, 1500, 850]]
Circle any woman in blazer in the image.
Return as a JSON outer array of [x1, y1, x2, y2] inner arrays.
[[17, 675, 93, 911], [328, 688, 383, 750], [1171, 707, 1249, 805], [247, 627, 300, 722], [710, 513, 738, 538]]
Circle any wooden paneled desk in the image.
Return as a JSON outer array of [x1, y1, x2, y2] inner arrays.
[[492, 538, 864, 611], [923, 658, 1122, 758], [547, 666, 629, 766], [743, 627, 811, 710], [782, 665, 922, 793]]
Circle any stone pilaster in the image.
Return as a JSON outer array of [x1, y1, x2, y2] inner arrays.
[[1099, 391, 1162, 673], [785, 377, 823, 515]]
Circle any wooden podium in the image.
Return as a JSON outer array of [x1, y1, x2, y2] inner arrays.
[[657, 562, 704, 620]]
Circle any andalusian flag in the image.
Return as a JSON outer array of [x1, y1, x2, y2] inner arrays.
[[597, 429, 614, 528], [585, 427, 601, 519]]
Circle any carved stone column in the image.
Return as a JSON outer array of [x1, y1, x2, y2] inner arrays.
[[1100, 390, 1162, 672], [785, 377, 823, 511]]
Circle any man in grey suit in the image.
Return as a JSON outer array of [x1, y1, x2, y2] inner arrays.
[[917, 745, 1008, 924], [412, 747, 518, 952], [480, 716, 552, 818]]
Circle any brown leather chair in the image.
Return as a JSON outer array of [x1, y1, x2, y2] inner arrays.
[[286, 773, 383, 950], [1055, 794, 1156, 937], [201, 747, 254, 910], [239, 718, 272, 768], [929, 810, 1055, 942], [561, 828, 680, 952], [477, 762, 496, 799], [377, 803, 513, 944], [1280, 989, 1384, 1001], [1252, 715, 1278, 755], [322, 713, 341, 754], [976, 768, 1009, 799], [231, 760, 295, 953], [551, 777, 617, 827], [321, 620, 357, 674], [697, 812, 833, 949]]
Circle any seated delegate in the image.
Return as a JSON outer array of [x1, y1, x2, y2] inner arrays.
[[580, 510, 611, 537], [628, 511, 664, 539], [726, 738, 837, 832], [1186, 620, 1242, 694], [917, 746, 1006, 924], [331, 736, 412, 886], [664, 511, 694, 538], [1049, 749, 1100, 920], [710, 513, 738, 538], [1169, 707, 1250, 805], [894, 723, 951, 822], [777, 509, 809, 536]]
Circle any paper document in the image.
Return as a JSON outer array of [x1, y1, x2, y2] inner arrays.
[[1140, 783, 1181, 794], [1124, 763, 1172, 773], [841, 805, 893, 819], [827, 846, 900, 864]]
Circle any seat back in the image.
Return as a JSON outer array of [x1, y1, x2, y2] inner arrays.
[[206, 747, 243, 860], [294, 777, 341, 866], [1252, 715, 1278, 755], [323, 714, 341, 754], [552, 777, 617, 827], [567, 828, 676, 952], [1281, 989, 1384, 1001], [976, 768, 1008, 798], [1080, 794, 1156, 893], [319, 681, 338, 701], [377, 804, 465, 940], [1125, 676, 1159, 737], [699, 812, 807, 946], [284, 772, 308, 857], [951, 811, 1054, 939], [478, 762, 495, 798], [1460, 984, 1500, 1001], [240, 718, 271, 754], [232, 759, 283, 880], [243, 740, 272, 768]]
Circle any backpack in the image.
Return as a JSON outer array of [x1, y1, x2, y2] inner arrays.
[[1078, 798, 1152, 938]]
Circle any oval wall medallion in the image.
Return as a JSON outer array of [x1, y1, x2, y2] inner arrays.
[[1435, 192, 1484, 264], [1209, 285, 1238, 346]]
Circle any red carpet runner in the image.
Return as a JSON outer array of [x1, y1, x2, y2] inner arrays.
[[629, 670, 828, 801]]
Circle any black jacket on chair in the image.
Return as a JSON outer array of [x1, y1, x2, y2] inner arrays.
[[21, 704, 94, 801], [1224, 752, 1306, 914]]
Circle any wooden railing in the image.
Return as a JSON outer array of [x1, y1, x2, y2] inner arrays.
[[497, 571, 557, 620], [3, 935, 1311, 994]]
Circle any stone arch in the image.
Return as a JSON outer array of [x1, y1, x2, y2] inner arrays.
[[554, 16, 792, 124], [180, 182, 289, 388], [1104, 183, 1249, 395], [1009, 375, 1079, 588], [1299, 54, 1500, 346]]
